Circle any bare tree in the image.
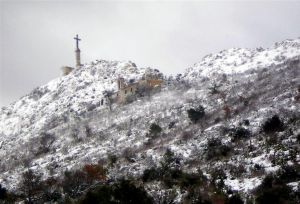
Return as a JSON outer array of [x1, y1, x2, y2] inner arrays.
[[19, 170, 43, 204]]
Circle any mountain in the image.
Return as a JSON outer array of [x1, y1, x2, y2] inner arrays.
[[0, 38, 299, 203]]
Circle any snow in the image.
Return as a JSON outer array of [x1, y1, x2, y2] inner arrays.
[[0, 38, 299, 199], [225, 177, 262, 192]]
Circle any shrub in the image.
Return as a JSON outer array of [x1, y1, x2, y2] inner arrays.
[[79, 185, 113, 204], [255, 174, 295, 204], [19, 170, 44, 203], [62, 170, 87, 198], [206, 138, 231, 160], [262, 115, 284, 134], [142, 168, 160, 182], [183, 187, 212, 204], [229, 127, 251, 142], [0, 184, 7, 200], [83, 164, 106, 184], [81, 179, 153, 204], [114, 179, 153, 204], [38, 132, 55, 154], [160, 149, 180, 171], [168, 121, 176, 129], [187, 105, 205, 123], [41, 177, 62, 203], [277, 164, 300, 183], [148, 123, 162, 138], [108, 154, 117, 167], [227, 194, 244, 204], [243, 119, 250, 126], [210, 168, 227, 189]]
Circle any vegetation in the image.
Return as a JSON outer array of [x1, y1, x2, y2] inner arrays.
[[187, 105, 205, 123], [80, 179, 153, 204], [148, 123, 162, 138], [262, 115, 284, 134], [229, 126, 251, 142], [0, 184, 7, 200], [255, 174, 295, 204], [205, 138, 231, 161]]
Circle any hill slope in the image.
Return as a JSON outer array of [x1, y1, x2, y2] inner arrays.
[[0, 38, 299, 202]]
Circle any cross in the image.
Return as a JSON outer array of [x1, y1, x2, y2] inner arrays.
[[74, 34, 81, 50]]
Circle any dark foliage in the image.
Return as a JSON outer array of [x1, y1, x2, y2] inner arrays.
[[142, 168, 160, 182], [226, 194, 244, 204], [184, 187, 212, 204], [108, 154, 117, 167], [80, 185, 114, 204], [243, 119, 250, 126], [255, 174, 296, 204], [187, 105, 205, 123], [211, 168, 227, 189], [19, 170, 44, 204], [0, 184, 7, 200], [277, 164, 300, 184], [229, 127, 251, 142], [62, 170, 88, 198], [80, 179, 153, 204], [206, 138, 231, 160], [168, 121, 176, 129], [262, 115, 284, 134], [149, 123, 162, 138]]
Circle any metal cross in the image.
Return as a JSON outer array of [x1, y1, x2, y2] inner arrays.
[[74, 34, 81, 50]]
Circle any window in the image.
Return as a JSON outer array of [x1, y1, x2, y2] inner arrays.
[[131, 88, 133, 92], [125, 90, 127, 94]]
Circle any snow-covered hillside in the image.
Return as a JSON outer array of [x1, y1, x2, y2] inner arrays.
[[0, 38, 299, 202], [184, 38, 300, 80]]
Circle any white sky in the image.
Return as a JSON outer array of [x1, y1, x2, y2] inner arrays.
[[1, 0, 300, 107]]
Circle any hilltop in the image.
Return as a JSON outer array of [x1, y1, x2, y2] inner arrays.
[[0, 38, 299, 203]]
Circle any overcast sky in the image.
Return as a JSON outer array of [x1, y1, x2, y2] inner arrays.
[[0, 1, 300, 108]]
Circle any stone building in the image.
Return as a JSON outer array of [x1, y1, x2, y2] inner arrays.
[[61, 66, 74, 76], [115, 73, 163, 103]]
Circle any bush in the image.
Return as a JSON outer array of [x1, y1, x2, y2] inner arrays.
[[187, 105, 205, 123], [83, 164, 107, 184], [142, 168, 160, 182], [148, 123, 162, 138], [80, 185, 113, 204], [168, 121, 176, 129], [19, 169, 44, 203], [262, 115, 284, 134], [227, 194, 244, 204], [206, 138, 231, 160], [229, 127, 251, 142], [62, 170, 87, 198], [80, 179, 153, 204], [210, 168, 227, 189], [108, 154, 117, 167], [0, 184, 7, 200], [277, 164, 300, 183], [160, 149, 180, 171], [243, 119, 250, 126], [255, 174, 295, 204], [183, 187, 212, 204]]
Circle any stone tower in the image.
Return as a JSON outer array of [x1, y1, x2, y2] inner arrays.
[[117, 78, 125, 90], [74, 34, 81, 68]]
